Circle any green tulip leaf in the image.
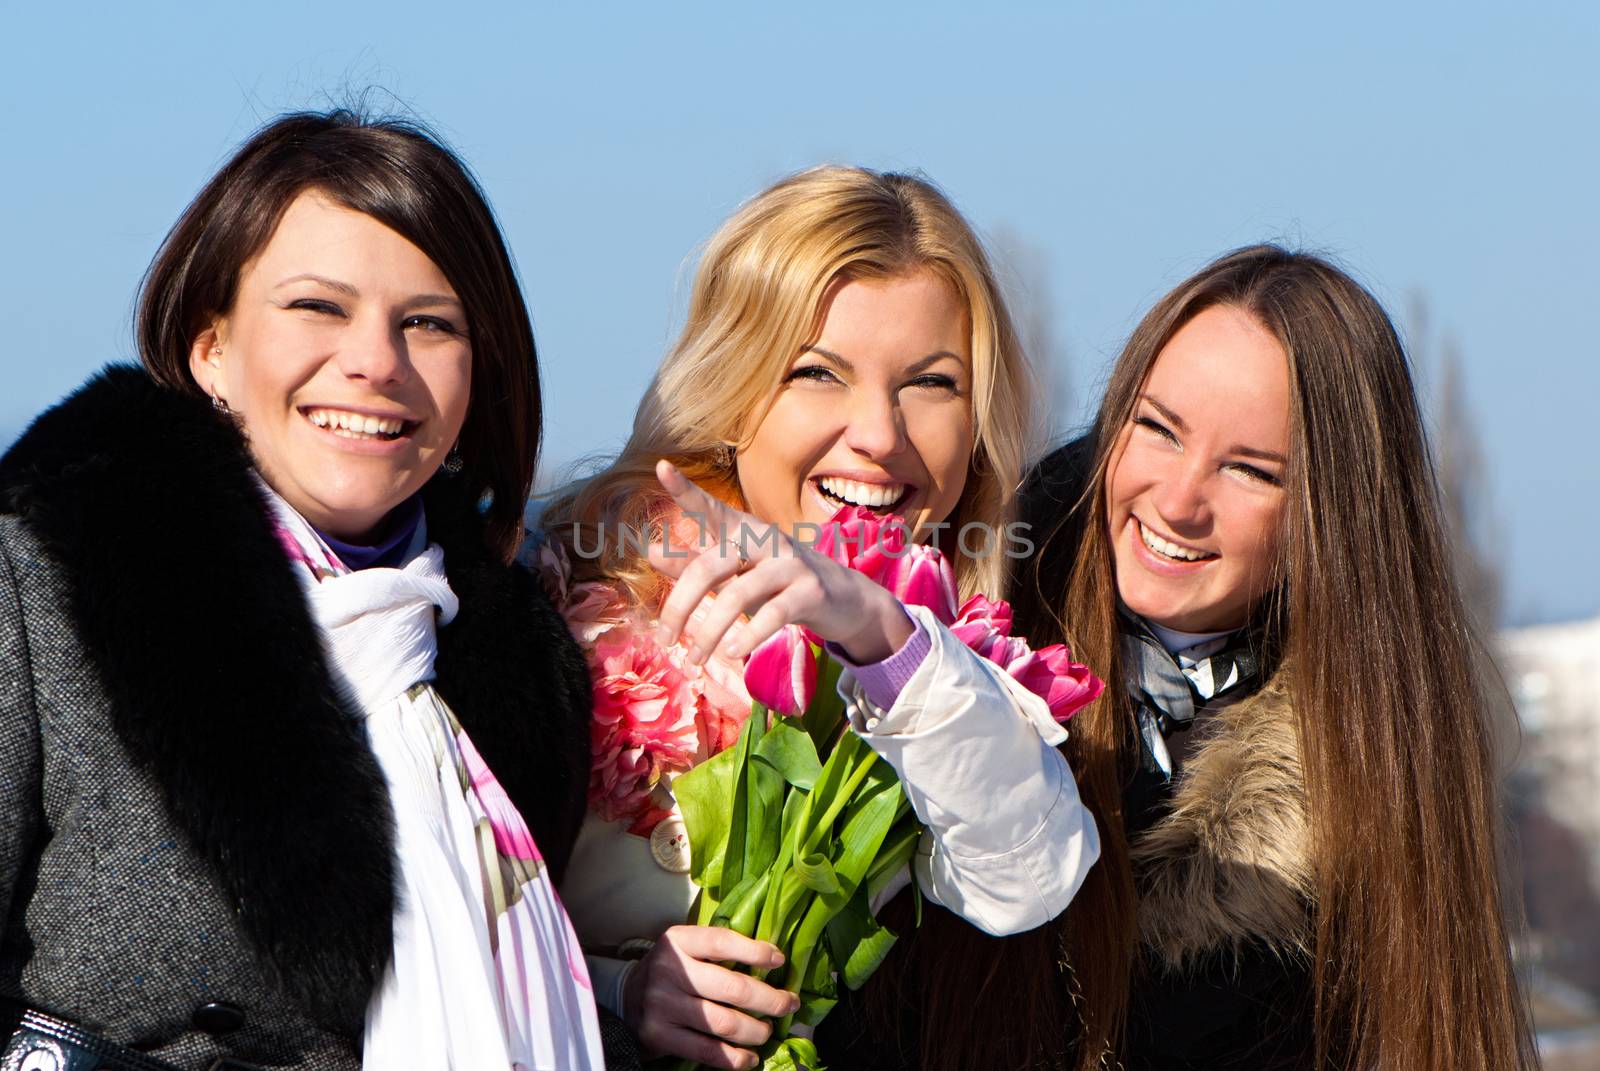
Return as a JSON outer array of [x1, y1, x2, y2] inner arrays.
[[761, 1036, 826, 1071], [794, 851, 842, 896], [709, 870, 772, 937], [799, 650, 847, 752], [756, 718, 824, 790], [673, 740, 744, 893], [722, 711, 766, 891], [863, 814, 921, 904], [744, 744, 786, 880], [825, 887, 900, 991]]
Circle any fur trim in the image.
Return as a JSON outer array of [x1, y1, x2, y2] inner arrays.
[[0, 366, 591, 1031], [1131, 667, 1314, 969]]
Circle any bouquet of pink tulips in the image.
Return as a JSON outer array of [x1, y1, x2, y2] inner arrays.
[[669, 508, 1102, 1071]]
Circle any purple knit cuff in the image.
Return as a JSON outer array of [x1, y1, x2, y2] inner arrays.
[[826, 614, 933, 710]]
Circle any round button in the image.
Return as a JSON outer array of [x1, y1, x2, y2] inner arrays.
[[191, 1000, 246, 1035], [19, 1041, 63, 1071], [649, 816, 692, 873]]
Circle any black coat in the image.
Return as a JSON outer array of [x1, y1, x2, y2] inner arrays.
[[0, 368, 597, 1068], [1017, 438, 1315, 1071]]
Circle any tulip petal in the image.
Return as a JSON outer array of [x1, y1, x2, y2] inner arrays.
[[745, 624, 818, 717]]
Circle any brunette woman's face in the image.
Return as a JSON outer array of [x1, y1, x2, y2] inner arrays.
[[189, 191, 473, 542], [1106, 304, 1289, 633], [735, 269, 974, 534]]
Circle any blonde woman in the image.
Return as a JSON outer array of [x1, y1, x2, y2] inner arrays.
[[540, 166, 1098, 1069]]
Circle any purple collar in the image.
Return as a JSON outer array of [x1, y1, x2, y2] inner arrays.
[[317, 495, 426, 570]]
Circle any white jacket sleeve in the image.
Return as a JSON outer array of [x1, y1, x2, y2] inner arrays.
[[837, 603, 1100, 936]]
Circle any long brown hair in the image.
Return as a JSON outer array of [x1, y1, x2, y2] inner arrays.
[[1023, 245, 1536, 1069], [136, 109, 539, 560]]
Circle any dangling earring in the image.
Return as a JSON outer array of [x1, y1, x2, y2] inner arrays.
[[207, 346, 229, 413], [716, 443, 736, 470], [443, 442, 464, 474]]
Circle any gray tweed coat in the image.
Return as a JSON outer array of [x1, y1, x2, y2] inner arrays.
[[0, 368, 595, 1069]]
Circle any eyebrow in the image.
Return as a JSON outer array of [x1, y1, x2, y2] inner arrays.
[[801, 346, 964, 375], [1139, 392, 1287, 465], [272, 273, 462, 308]]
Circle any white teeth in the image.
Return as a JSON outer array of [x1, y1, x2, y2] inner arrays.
[[305, 408, 406, 438], [1138, 520, 1212, 562], [817, 477, 908, 509]]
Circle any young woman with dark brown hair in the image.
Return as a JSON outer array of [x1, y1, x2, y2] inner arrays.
[[0, 111, 615, 1070], [1002, 244, 1538, 1069]]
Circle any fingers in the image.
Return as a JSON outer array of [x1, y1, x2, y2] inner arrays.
[[656, 459, 738, 534], [626, 926, 800, 1069], [663, 924, 786, 970], [645, 1022, 762, 1070], [682, 567, 793, 664], [723, 597, 799, 662], [653, 460, 789, 566], [659, 985, 773, 1047], [651, 540, 751, 645], [680, 954, 799, 1019]]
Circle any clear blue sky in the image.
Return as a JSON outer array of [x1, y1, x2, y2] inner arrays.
[[3, 2, 1593, 625]]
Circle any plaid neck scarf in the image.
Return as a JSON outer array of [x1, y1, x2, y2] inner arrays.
[[1120, 607, 1264, 780]]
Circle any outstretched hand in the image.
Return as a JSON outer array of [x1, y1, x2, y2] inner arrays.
[[646, 460, 913, 665]]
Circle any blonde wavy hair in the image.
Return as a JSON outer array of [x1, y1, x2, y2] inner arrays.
[[542, 165, 1039, 609]]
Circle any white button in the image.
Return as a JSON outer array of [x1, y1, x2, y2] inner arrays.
[[649, 816, 692, 873], [21, 1043, 63, 1071]]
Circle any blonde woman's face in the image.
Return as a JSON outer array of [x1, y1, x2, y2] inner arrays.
[[735, 269, 974, 536], [1106, 304, 1289, 633]]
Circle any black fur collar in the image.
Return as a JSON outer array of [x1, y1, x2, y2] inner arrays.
[[0, 366, 589, 1036]]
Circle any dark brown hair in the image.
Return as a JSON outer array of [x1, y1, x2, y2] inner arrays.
[[1016, 245, 1536, 1069], [136, 109, 538, 560]]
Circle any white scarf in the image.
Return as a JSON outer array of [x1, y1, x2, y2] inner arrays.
[[263, 488, 605, 1071]]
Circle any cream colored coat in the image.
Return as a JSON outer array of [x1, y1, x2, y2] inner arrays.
[[560, 605, 1102, 1012]]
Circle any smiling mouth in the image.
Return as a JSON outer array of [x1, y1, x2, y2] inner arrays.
[[814, 476, 911, 514], [302, 407, 417, 442], [1136, 518, 1217, 563]]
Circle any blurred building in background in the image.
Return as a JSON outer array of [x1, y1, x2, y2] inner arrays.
[[1507, 616, 1600, 888], [1504, 614, 1600, 1067]]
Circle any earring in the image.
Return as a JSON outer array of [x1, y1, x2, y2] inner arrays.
[[716, 443, 736, 470], [443, 442, 464, 474], [210, 392, 230, 414]]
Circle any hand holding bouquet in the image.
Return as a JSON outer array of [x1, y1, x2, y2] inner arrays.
[[637, 463, 1102, 1070]]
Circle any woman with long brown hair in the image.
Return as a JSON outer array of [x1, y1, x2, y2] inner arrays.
[[1004, 244, 1537, 1069]]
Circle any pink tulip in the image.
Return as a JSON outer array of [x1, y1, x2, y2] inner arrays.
[[744, 624, 818, 717], [949, 594, 1021, 663], [948, 593, 1103, 724], [810, 506, 908, 570], [949, 594, 1013, 642], [873, 543, 960, 624], [1000, 644, 1105, 723]]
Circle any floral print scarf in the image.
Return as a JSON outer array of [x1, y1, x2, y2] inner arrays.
[[265, 486, 604, 1070]]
